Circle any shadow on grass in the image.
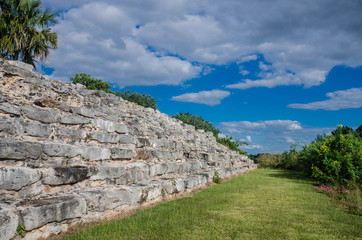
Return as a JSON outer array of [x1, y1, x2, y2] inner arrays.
[[265, 169, 315, 184]]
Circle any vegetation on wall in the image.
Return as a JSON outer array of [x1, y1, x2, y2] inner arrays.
[[0, 0, 58, 68], [69, 73, 158, 110], [173, 112, 247, 155]]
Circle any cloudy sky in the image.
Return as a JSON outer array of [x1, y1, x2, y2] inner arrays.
[[40, 0, 362, 154]]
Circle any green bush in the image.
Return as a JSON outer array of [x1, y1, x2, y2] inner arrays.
[[69, 73, 157, 110], [114, 90, 157, 110], [173, 112, 220, 138], [280, 143, 302, 170], [216, 136, 247, 155], [253, 153, 283, 168], [70, 73, 111, 92], [301, 125, 362, 185]]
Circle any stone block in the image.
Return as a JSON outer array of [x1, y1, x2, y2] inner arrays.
[[19, 195, 86, 231], [110, 148, 134, 160], [119, 135, 136, 144], [22, 121, 51, 137], [125, 164, 150, 184], [149, 164, 167, 177], [0, 102, 20, 116], [78, 188, 131, 212], [0, 139, 42, 160], [165, 162, 179, 174], [178, 163, 192, 175], [90, 166, 126, 181], [0, 167, 41, 191], [42, 166, 90, 186], [43, 143, 82, 158], [60, 114, 90, 125], [91, 132, 120, 143], [92, 119, 128, 133], [22, 106, 59, 123], [0, 119, 20, 135], [55, 126, 87, 141], [83, 147, 111, 161], [0, 204, 19, 240], [70, 107, 94, 118]]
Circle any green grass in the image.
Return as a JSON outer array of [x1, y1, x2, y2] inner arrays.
[[63, 169, 362, 240]]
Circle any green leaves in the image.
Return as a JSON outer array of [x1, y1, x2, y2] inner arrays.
[[114, 90, 157, 110], [0, 0, 58, 68], [70, 73, 112, 92]]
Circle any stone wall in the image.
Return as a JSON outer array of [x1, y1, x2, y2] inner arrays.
[[0, 59, 256, 240]]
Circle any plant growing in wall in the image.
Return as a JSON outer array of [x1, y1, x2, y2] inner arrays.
[[16, 223, 26, 237]]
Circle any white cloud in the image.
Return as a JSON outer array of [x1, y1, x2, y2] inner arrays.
[[41, 0, 362, 88], [246, 136, 252, 142], [218, 120, 331, 154], [288, 88, 362, 110], [172, 89, 230, 106]]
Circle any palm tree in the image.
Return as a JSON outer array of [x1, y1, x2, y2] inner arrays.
[[0, 0, 57, 68]]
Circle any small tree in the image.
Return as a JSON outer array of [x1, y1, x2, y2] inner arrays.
[[114, 90, 157, 110]]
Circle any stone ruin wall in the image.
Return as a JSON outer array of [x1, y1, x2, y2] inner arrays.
[[0, 59, 257, 240]]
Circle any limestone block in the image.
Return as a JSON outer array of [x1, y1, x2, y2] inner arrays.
[[110, 148, 134, 160], [92, 119, 128, 134], [0, 167, 41, 191], [161, 180, 174, 195], [0, 204, 19, 240], [91, 132, 120, 143], [43, 143, 82, 158], [150, 150, 171, 159], [22, 121, 51, 137], [19, 196, 86, 231], [125, 164, 150, 184], [0, 119, 20, 135], [70, 107, 95, 118], [0, 139, 42, 160], [55, 126, 86, 141], [178, 163, 192, 175], [184, 175, 200, 189], [149, 164, 167, 177], [164, 162, 179, 174], [78, 188, 132, 212], [119, 135, 136, 144], [42, 166, 91, 185], [0, 102, 20, 116], [22, 106, 59, 123], [60, 114, 90, 125], [83, 147, 111, 161], [90, 166, 126, 181]]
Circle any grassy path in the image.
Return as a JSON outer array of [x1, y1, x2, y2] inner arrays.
[[63, 169, 361, 240]]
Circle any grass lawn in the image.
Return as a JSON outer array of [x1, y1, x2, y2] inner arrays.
[[63, 169, 362, 240]]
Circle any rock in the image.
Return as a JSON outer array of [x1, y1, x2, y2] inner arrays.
[[125, 164, 150, 184], [110, 148, 134, 160], [0, 102, 20, 116], [60, 114, 90, 125], [91, 132, 120, 143], [22, 121, 52, 137], [43, 143, 82, 158], [22, 106, 59, 123], [42, 166, 90, 185], [91, 119, 128, 133], [0, 139, 42, 160], [70, 107, 95, 118], [83, 147, 111, 161], [0, 119, 20, 135], [119, 135, 136, 144], [90, 166, 126, 181], [0, 204, 19, 240], [149, 164, 167, 177], [0, 167, 41, 191], [19, 195, 86, 231]]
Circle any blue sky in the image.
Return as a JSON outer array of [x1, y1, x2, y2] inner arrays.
[[39, 0, 362, 154]]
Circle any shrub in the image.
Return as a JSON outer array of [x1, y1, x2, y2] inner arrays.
[[114, 90, 157, 110], [69, 73, 158, 110], [253, 153, 283, 168], [70, 73, 111, 92], [212, 171, 221, 184], [216, 136, 247, 155], [173, 112, 220, 138]]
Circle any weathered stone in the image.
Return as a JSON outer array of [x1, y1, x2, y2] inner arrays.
[[83, 147, 111, 161], [22, 121, 51, 137], [0, 139, 42, 160], [0, 119, 20, 135], [178, 163, 192, 175], [91, 132, 120, 143], [119, 135, 136, 144], [90, 166, 126, 180], [55, 126, 87, 141], [110, 148, 134, 160], [78, 188, 131, 211], [70, 107, 94, 118], [149, 164, 167, 177], [0, 102, 20, 115], [22, 106, 59, 123], [42, 166, 90, 185], [0, 167, 41, 191], [19, 196, 86, 231], [165, 162, 179, 174], [43, 143, 82, 158], [126, 164, 150, 184], [0, 205, 19, 240], [60, 114, 90, 125], [92, 119, 128, 133]]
